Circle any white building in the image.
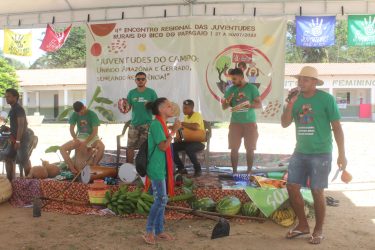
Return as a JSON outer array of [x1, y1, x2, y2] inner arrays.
[[16, 68, 86, 120], [3, 64, 374, 121]]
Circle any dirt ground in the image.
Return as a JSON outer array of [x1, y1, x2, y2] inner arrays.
[[1, 189, 374, 250], [0, 122, 375, 249]]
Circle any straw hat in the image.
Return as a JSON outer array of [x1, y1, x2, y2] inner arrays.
[[293, 66, 324, 86]]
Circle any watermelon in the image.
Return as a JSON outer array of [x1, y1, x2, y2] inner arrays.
[[241, 201, 260, 217], [216, 196, 241, 215], [192, 198, 216, 212]]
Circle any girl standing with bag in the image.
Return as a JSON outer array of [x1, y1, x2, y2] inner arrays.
[[143, 97, 181, 245]]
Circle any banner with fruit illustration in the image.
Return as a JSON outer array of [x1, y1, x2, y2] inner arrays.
[[86, 17, 286, 122]]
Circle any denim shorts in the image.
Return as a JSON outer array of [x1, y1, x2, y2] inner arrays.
[[287, 152, 332, 189]]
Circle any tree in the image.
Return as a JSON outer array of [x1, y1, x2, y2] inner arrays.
[[30, 26, 86, 69], [5, 58, 27, 70], [0, 57, 18, 96], [0, 50, 27, 70]]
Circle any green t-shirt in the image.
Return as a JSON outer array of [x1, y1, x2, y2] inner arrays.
[[292, 90, 341, 154], [127, 88, 158, 126], [146, 120, 167, 181], [69, 110, 100, 137], [224, 83, 260, 123]]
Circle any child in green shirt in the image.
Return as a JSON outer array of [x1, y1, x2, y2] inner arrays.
[[143, 98, 181, 245]]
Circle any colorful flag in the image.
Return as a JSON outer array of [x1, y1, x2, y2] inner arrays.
[[3, 29, 32, 56], [40, 24, 72, 52], [348, 15, 375, 46], [296, 16, 336, 47]]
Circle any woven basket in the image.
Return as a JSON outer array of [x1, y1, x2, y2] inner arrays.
[[0, 177, 12, 204]]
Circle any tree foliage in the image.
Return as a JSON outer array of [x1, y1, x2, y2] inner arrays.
[[286, 20, 375, 63], [0, 57, 18, 96], [30, 26, 86, 69]]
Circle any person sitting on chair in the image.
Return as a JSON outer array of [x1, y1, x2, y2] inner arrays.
[[173, 100, 205, 177], [60, 101, 105, 174]]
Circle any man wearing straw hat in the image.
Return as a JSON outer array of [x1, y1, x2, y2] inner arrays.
[[281, 66, 347, 245]]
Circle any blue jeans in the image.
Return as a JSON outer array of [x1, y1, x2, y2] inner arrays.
[[287, 152, 332, 189], [146, 179, 168, 235]]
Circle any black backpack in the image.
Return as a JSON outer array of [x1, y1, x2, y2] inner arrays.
[[135, 140, 156, 177]]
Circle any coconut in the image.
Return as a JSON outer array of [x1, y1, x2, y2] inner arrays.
[[42, 160, 61, 178], [27, 166, 48, 179], [0, 177, 12, 204]]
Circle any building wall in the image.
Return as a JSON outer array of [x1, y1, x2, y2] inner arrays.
[[17, 89, 86, 120]]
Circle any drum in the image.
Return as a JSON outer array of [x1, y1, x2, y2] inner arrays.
[[176, 128, 206, 142], [80, 165, 117, 184], [118, 163, 138, 184], [118, 98, 131, 114]]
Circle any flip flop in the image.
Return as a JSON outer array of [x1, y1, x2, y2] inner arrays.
[[326, 196, 340, 203], [326, 197, 339, 207], [142, 234, 156, 245], [286, 229, 310, 239], [309, 235, 324, 244]]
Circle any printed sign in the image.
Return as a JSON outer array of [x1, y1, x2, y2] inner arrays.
[[86, 17, 286, 122], [296, 16, 336, 47], [3, 29, 32, 56], [348, 15, 375, 46], [245, 187, 313, 217]]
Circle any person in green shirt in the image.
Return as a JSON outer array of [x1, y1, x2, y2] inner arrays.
[[126, 72, 158, 164], [222, 68, 261, 174], [281, 66, 347, 245], [143, 98, 181, 245], [60, 101, 105, 174]]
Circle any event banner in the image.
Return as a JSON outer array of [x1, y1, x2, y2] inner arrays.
[[296, 16, 336, 47], [3, 29, 32, 56], [348, 15, 375, 46], [86, 17, 286, 122]]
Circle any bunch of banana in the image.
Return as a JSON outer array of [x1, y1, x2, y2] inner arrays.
[[271, 207, 296, 227], [136, 192, 154, 215], [105, 185, 196, 216], [104, 186, 139, 215]]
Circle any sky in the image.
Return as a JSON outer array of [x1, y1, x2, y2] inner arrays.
[[0, 28, 46, 67]]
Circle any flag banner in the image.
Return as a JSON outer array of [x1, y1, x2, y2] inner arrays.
[[3, 29, 32, 56], [348, 15, 375, 46], [40, 24, 72, 52], [245, 187, 313, 217], [86, 17, 286, 122], [296, 16, 336, 47]]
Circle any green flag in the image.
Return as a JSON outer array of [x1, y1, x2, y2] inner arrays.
[[244, 187, 314, 217], [348, 15, 375, 46]]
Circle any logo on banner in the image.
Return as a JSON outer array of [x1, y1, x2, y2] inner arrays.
[[40, 24, 72, 52], [3, 29, 32, 56], [205, 44, 272, 102], [87, 23, 119, 57], [296, 16, 335, 47], [348, 15, 375, 46]]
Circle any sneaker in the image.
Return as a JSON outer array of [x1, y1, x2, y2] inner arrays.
[[177, 168, 188, 175]]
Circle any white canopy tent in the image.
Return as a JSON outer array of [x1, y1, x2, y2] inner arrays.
[[1, 0, 375, 28]]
